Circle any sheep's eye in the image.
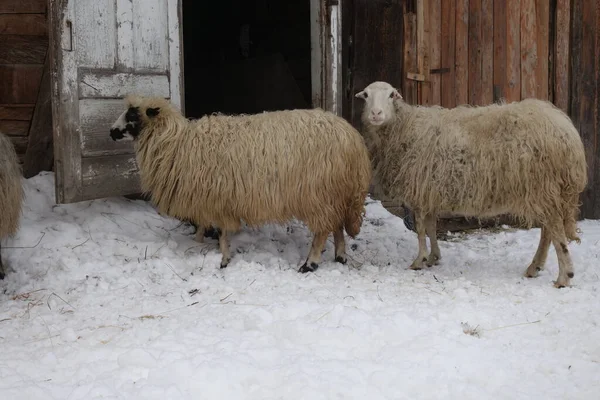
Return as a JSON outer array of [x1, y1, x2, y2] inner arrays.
[[363, 92, 368, 98], [389, 92, 394, 99]]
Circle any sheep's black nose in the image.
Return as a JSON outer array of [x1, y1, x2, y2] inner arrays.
[[110, 128, 123, 141]]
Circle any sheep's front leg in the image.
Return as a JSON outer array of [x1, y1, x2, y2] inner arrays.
[[425, 214, 441, 266], [218, 230, 232, 269], [525, 226, 551, 278], [333, 226, 347, 264], [409, 210, 429, 270], [299, 231, 329, 273]]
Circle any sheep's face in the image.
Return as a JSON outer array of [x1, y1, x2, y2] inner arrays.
[[355, 81, 402, 126], [110, 105, 160, 141]]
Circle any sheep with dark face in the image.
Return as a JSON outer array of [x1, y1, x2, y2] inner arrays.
[[0, 131, 24, 279], [110, 95, 372, 272], [355, 81, 587, 288]]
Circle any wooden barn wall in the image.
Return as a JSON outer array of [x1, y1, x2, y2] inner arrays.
[[403, 0, 554, 108], [570, 0, 600, 219], [0, 0, 49, 167]]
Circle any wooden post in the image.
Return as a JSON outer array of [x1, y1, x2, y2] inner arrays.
[[23, 53, 53, 178]]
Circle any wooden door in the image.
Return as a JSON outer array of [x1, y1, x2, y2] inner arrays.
[[344, 0, 406, 127], [48, 0, 183, 204]]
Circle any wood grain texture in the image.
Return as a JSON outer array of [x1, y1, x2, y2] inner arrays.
[[49, 0, 82, 204], [520, 0, 536, 99], [133, 0, 169, 71], [0, 14, 46, 35], [440, 0, 456, 108], [455, 0, 469, 106], [493, 0, 507, 102], [81, 155, 141, 201], [74, 0, 116, 69], [481, 0, 493, 104], [506, 0, 521, 102], [0, 120, 30, 136], [404, 8, 418, 105], [536, 0, 549, 99], [0, 65, 44, 103], [23, 55, 53, 178], [78, 72, 170, 98], [0, 35, 48, 64], [430, 0, 441, 105], [554, 0, 571, 112], [468, 0, 482, 104], [0, 105, 34, 120], [0, 0, 46, 13]]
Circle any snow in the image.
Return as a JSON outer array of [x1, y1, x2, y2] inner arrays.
[[1, 172, 599, 399]]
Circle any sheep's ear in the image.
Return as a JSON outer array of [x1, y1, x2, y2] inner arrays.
[[355, 90, 367, 99], [146, 107, 160, 118], [391, 89, 402, 100]]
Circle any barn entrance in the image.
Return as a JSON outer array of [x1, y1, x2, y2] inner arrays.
[[181, 0, 313, 118]]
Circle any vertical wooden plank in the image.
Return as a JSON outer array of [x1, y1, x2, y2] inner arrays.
[[168, 0, 183, 112], [441, 0, 456, 108], [468, 0, 481, 105], [417, 0, 431, 105], [554, 0, 570, 112], [23, 55, 54, 178], [404, 7, 418, 105], [493, 0, 507, 102], [594, 0, 600, 218], [455, 0, 469, 105], [116, 0, 134, 70], [49, 0, 83, 203], [430, 0, 441, 105], [132, 0, 169, 71], [536, 0, 549, 99], [520, 0, 536, 99], [74, 0, 116, 69], [481, 0, 493, 104], [506, 0, 520, 102]]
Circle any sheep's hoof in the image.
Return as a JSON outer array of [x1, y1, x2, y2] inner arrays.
[[409, 257, 427, 270], [426, 254, 440, 267], [334, 255, 347, 265], [220, 258, 230, 269], [554, 281, 569, 289], [299, 262, 319, 273], [525, 266, 539, 278], [0, 271, 4, 280]]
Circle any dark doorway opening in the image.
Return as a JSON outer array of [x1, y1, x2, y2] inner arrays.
[[182, 0, 313, 118]]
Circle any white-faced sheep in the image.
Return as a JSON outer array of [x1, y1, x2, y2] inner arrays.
[[355, 81, 588, 288], [109, 95, 372, 272], [0, 131, 24, 279]]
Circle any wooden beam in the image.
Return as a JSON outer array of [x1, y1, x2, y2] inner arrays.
[[506, 0, 521, 102], [455, 0, 468, 106], [554, 0, 570, 112], [440, 0, 456, 108], [0, 14, 47, 36], [0, 35, 48, 64], [0, 0, 47, 13], [0, 104, 34, 120], [23, 53, 53, 178], [493, 0, 507, 102]]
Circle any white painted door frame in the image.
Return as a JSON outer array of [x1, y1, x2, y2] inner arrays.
[[310, 0, 343, 115]]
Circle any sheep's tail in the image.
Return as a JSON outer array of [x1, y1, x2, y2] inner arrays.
[[344, 192, 367, 238], [563, 194, 582, 244]]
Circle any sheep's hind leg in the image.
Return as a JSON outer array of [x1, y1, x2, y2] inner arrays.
[[218, 230, 232, 269], [409, 210, 429, 270], [548, 222, 575, 288], [525, 226, 551, 278], [333, 226, 347, 264], [425, 214, 441, 266], [194, 225, 205, 243], [299, 232, 329, 273]]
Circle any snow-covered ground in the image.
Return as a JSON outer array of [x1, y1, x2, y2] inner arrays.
[[0, 172, 599, 399]]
